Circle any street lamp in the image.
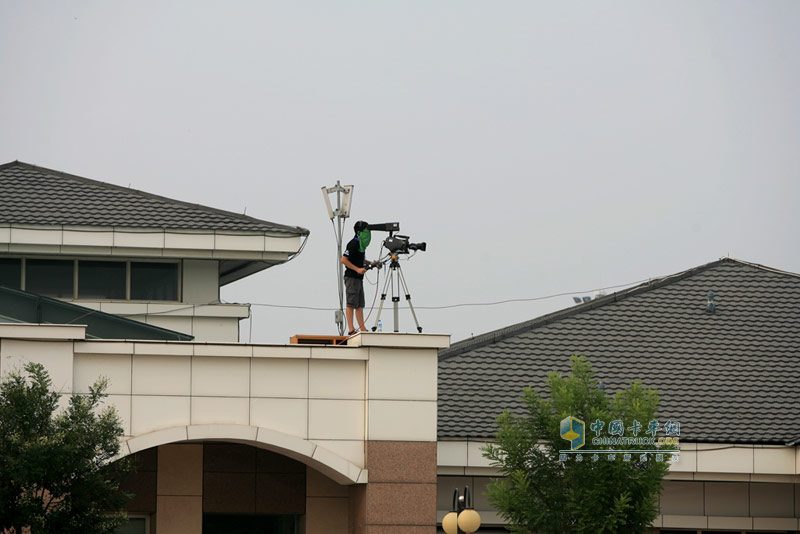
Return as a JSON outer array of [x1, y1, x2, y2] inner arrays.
[[321, 181, 354, 335], [442, 486, 481, 534]]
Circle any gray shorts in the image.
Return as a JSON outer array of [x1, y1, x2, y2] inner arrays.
[[344, 277, 365, 308]]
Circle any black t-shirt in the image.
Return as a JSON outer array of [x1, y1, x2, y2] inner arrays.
[[343, 236, 365, 279]]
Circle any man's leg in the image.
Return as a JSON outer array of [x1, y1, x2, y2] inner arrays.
[[355, 307, 366, 332], [345, 306, 356, 334]]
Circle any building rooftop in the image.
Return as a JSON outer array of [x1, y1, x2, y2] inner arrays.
[[438, 258, 800, 444], [0, 161, 309, 235]]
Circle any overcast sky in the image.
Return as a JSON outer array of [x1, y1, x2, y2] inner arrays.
[[1, 2, 798, 344]]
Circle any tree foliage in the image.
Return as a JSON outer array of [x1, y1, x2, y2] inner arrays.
[[0, 363, 130, 534], [483, 356, 672, 534]]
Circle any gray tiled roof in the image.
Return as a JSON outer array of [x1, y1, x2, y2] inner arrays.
[[0, 161, 309, 235], [438, 259, 800, 444]]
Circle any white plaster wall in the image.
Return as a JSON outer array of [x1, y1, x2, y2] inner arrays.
[[182, 259, 219, 304], [0, 339, 75, 393]]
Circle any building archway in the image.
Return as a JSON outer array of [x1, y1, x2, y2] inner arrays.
[[120, 424, 365, 485]]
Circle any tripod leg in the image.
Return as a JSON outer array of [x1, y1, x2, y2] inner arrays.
[[396, 266, 423, 333], [371, 268, 393, 332]]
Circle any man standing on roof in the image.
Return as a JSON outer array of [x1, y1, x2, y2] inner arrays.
[[341, 220, 382, 335]]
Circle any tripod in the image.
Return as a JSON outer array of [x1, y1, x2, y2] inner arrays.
[[371, 255, 423, 333]]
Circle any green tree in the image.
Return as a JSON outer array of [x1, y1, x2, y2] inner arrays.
[[483, 356, 673, 534], [0, 362, 130, 534]]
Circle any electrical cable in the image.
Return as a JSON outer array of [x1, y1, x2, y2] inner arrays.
[[246, 277, 657, 312]]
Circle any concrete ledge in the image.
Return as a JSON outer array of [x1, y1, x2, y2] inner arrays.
[[348, 332, 450, 349], [0, 323, 86, 340]]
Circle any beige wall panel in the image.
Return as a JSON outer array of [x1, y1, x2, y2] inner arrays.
[[192, 343, 252, 357], [749, 482, 795, 517], [191, 356, 249, 397], [367, 348, 437, 401], [704, 481, 749, 516], [99, 302, 151, 315], [63, 229, 114, 246], [131, 396, 190, 435], [251, 358, 309, 398], [250, 398, 309, 438], [214, 233, 265, 251], [466, 441, 493, 468], [707, 516, 753, 530], [695, 472, 750, 482], [753, 517, 798, 530], [309, 359, 365, 399], [114, 231, 165, 249], [252, 345, 311, 358], [668, 443, 697, 472], [660, 514, 707, 529], [310, 439, 364, 467], [309, 400, 365, 441], [73, 353, 132, 394], [367, 400, 436, 442], [471, 475, 494, 511], [133, 342, 193, 356], [191, 397, 249, 426], [754, 447, 796, 474], [310, 346, 367, 360], [104, 394, 132, 436], [307, 467, 349, 498], [132, 355, 191, 395], [1, 339, 74, 393], [10, 227, 61, 245], [181, 259, 219, 304], [190, 316, 240, 342], [306, 496, 349, 534], [74, 341, 134, 354], [696, 444, 754, 473], [660, 481, 704, 516], [144, 316, 194, 338], [264, 235, 301, 252], [164, 232, 215, 250], [8, 243, 61, 254], [437, 441, 468, 467], [0, 226, 9, 243], [157, 444, 203, 496], [156, 496, 202, 534]]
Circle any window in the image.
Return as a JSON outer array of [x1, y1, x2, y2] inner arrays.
[[115, 517, 147, 534], [78, 261, 126, 299], [25, 259, 74, 298], [131, 262, 179, 301], [7, 256, 180, 301], [0, 258, 21, 289]]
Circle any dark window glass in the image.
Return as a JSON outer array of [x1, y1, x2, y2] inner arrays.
[[114, 518, 146, 534], [78, 261, 126, 299], [131, 262, 178, 301], [0, 258, 21, 289], [26, 259, 74, 298]]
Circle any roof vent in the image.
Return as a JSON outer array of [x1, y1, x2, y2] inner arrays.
[[706, 291, 716, 313]]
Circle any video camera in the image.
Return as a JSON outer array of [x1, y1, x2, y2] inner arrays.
[[384, 235, 427, 254], [366, 222, 427, 255]]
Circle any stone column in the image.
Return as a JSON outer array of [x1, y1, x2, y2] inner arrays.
[[155, 444, 203, 534], [350, 441, 437, 534]]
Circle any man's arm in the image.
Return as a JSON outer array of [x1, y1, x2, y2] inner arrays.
[[341, 256, 366, 275]]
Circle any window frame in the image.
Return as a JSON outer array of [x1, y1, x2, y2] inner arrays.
[[4, 255, 183, 302]]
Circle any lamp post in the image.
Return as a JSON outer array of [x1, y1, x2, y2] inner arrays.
[[442, 486, 481, 534], [321, 181, 354, 335]]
